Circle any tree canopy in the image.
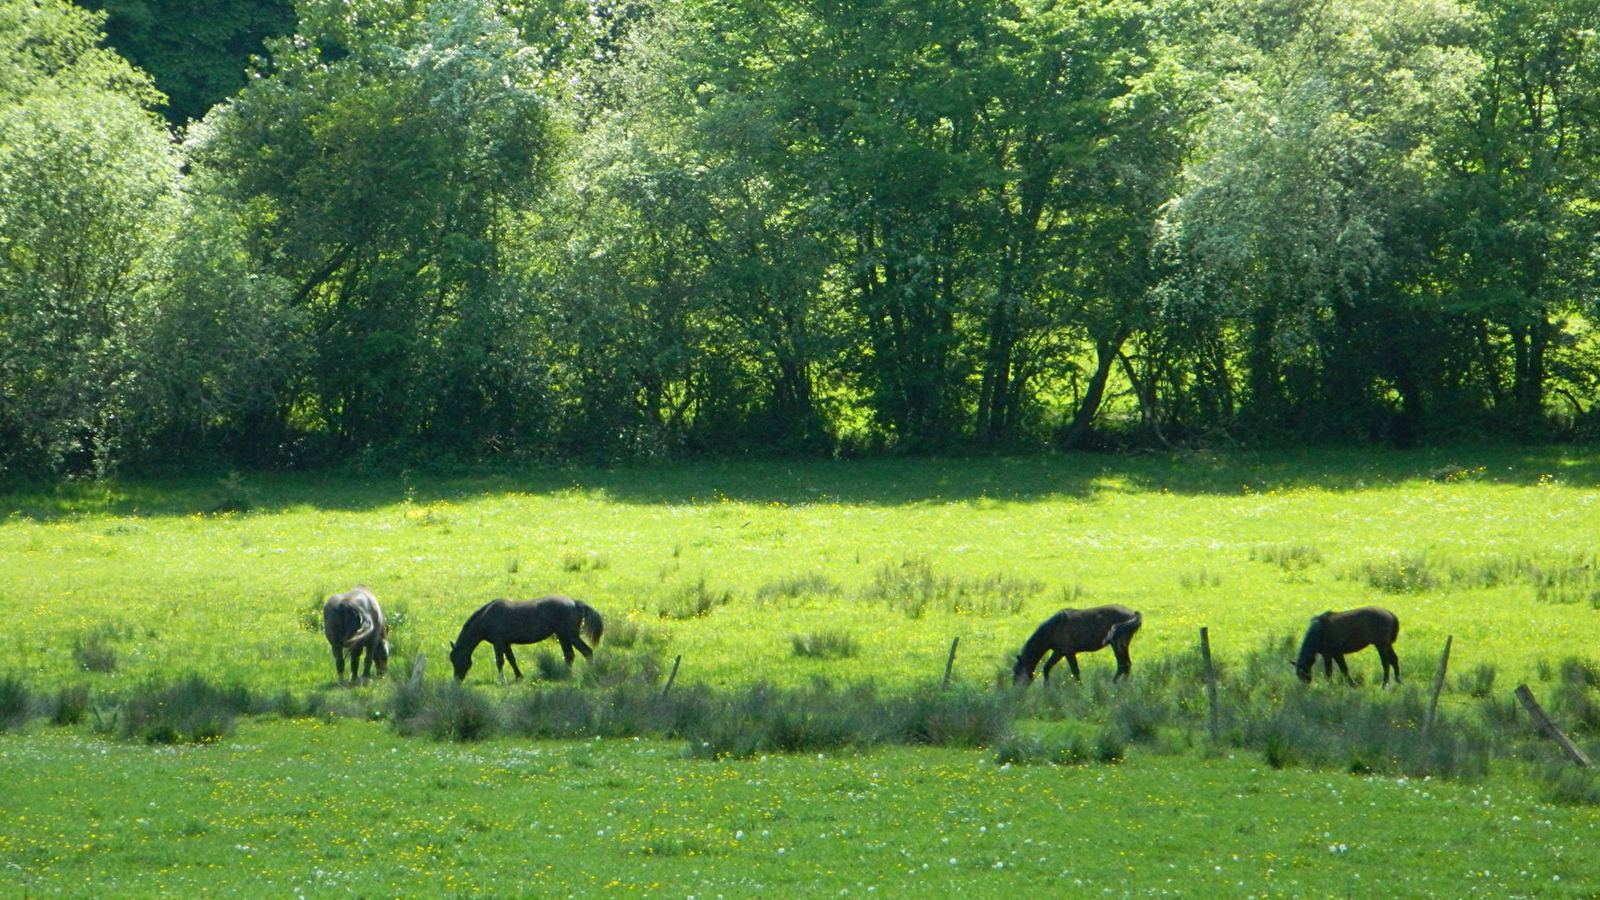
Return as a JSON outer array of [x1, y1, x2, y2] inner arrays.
[[6, 0, 1600, 476]]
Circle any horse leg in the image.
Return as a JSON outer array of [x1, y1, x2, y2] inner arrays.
[[1322, 656, 1334, 682], [331, 646, 347, 685], [1066, 654, 1082, 682], [1040, 651, 1064, 681], [1379, 644, 1400, 686], [1333, 655, 1355, 687], [1112, 643, 1132, 682], [493, 645, 508, 684], [503, 645, 524, 681], [572, 636, 594, 660], [351, 646, 366, 684]]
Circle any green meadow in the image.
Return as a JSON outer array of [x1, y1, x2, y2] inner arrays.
[[4, 448, 1600, 898]]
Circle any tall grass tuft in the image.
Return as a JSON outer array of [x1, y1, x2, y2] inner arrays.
[[756, 573, 843, 603], [1349, 553, 1438, 593], [119, 676, 251, 744], [656, 577, 735, 619], [860, 556, 1041, 618], [0, 674, 33, 731], [392, 679, 499, 742], [791, 630, 859, 659], [72, 625, 122, 674]]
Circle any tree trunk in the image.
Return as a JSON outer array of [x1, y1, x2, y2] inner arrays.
[[1058, 327, 1130, 448]]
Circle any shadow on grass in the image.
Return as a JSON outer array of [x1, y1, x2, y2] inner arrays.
[[6, 444, 1598, 518]]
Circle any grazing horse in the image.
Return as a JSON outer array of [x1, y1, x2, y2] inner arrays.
[[322, 586, 389, 684], [1293, 606, 1401, 687], [449, 595, 605, 683], [1013, 605, 1143, 685]]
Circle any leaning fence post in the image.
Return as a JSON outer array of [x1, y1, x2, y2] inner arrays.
[[661, 654, 682, 698], [942, 637, 961, 690], [1515, 684, 1593, 767], [409, 653, 426, 690], [1200, 627, 1219, 741], [1421, 635, 1452, 741]]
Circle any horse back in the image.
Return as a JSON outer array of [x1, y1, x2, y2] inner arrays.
[[1055, 604, 1140, 651], [1323, 606, 1399, 653]]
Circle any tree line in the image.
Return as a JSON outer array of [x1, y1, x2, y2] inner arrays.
[[3, 0, 1598, 478]]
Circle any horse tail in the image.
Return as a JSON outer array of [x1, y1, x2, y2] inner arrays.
[[1106, 610, 1142, 647], [578, 600, 604, 645], [345, 610, 376, 649]]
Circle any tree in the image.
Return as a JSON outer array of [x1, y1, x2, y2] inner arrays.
[[72, 0, 296, 125], [1155, 0, 1481, 443], [0, 0, 179, 478], [185, 0, 559, 460]]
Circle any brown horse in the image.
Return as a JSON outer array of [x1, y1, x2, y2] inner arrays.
[[1013, 604, 1143, 685], [1293, 606, 1401, 687], [449, 595, 604, 683], [322, 586, 389, 684]]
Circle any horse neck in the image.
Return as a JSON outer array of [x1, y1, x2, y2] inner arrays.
[[453, 616, 487, 653], [1295, 622, 1324, 667], [1017, 622, 1058, 669]]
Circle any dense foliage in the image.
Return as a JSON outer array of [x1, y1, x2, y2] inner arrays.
[[6, 0, 1600, 475]]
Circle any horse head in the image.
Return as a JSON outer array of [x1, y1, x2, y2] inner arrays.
[[1011, 656, 1036, 686], [448, 640, 472, 681]]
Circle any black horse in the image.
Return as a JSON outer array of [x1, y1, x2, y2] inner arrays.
[[1293, 606, 1401, 687], [322, 585, 389, 684], [1013, 604, 1143, 685], [449, 595, 605, 682]]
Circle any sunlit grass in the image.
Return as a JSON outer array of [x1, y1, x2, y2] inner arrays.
[[2, 716, 1596, 899], [4, 448, 1600, 694]]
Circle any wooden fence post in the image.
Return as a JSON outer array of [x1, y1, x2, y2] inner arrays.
[[1515, 684, 1593, 767], [1422, 635, 1452, 741], [1200, 627, 1219, 741], [942, 637, 960, 690], [661, 654, 682, 698], [409, 653, 426, 691]]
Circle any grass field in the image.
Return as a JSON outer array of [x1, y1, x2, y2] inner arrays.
[[4, 448, 1600, 897]]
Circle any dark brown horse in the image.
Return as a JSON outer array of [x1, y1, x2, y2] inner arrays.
[[1293, 606, 1401, 687], [1013, 605, 1143, 685], [449, 595, 604, 683], [322, 585, 389, 684]]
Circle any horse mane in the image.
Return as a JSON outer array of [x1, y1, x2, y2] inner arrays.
[[1015, 611, 1065, 671], [1295, 611, 1332, 667]]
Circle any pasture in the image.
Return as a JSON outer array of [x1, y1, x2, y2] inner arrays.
[[4, 448, 1600, 897]]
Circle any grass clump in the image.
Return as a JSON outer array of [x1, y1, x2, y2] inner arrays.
[[861, 556, 1040, 618], [118, 676, 251, 744], [0, 674, 33, 731], [756, 573, 843, 603], [791, 630, 859, 659], [1348, 553, 1438, 593], [656, 577, 735, 620], [392, 679, 498, 742]]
